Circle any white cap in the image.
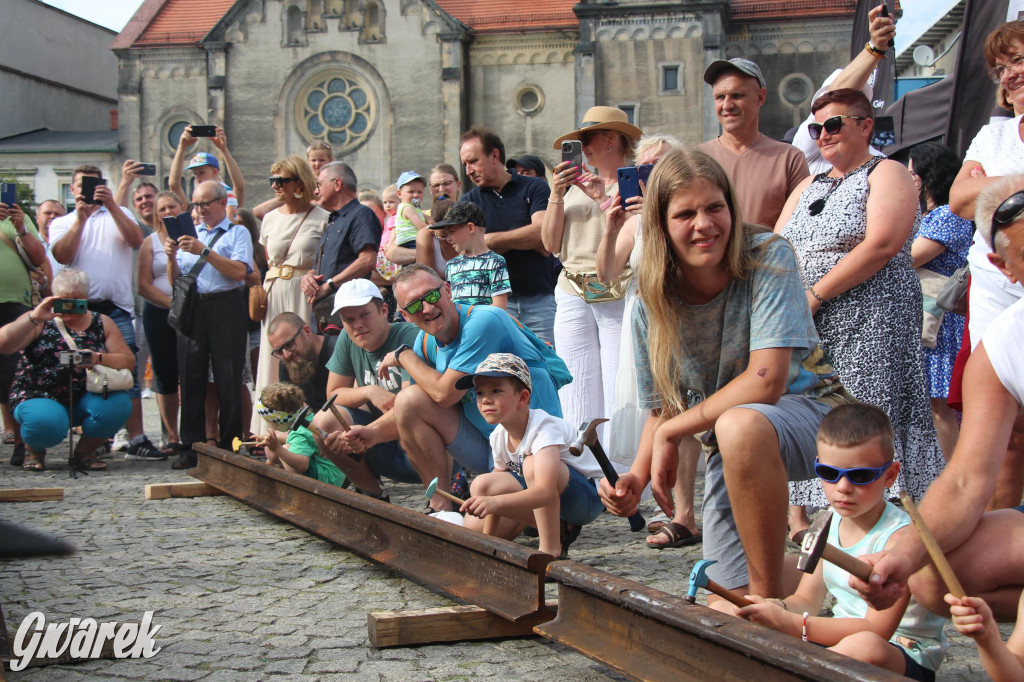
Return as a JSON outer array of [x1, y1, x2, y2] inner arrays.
[[331, 278, 383, 314]]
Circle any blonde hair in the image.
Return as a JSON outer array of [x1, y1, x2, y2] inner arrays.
[[306, 141, 334, 158], [271, 155, 318, 201], [638, 147, 772, 416], [260, 382, 305, 413], [634, 133, 684, 162]]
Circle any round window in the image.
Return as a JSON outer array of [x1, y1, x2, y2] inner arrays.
[[167, 121, 189, 150], [295, 69, 377, 152], [779, 74, 814, 107], [515, 85, 544, 117]]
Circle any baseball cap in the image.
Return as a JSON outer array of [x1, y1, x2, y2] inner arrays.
[[429, 202, 485, 230], [506, 155, 546, 176], [703, 58, 766, 89], [186, 152, 220, 171], [455, 353, 532, 392], [331, 278, 383, 314], [396, 171, 425, 189]]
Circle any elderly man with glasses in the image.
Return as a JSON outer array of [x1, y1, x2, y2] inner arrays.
[[378, 264, 565, 511], [164, 180, 252, 469], [856, 176, 1024, 621]]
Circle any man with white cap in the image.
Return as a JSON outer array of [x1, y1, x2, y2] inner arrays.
[[168, 125, 246, 221], [698, 57, 809, 227], [311, 278, 423, 497]]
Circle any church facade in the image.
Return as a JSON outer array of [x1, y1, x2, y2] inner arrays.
[[114, 0, 858, 202]]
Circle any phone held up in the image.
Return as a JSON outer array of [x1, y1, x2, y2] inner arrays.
[[79, 177, 107, 205], [137, 163, 157, 176], [0, 182, 16, 206], [561, 140, 583, 173], [190, 125, 217, 138], [617, 163, 653, 210], [54, 298, 88, 315]]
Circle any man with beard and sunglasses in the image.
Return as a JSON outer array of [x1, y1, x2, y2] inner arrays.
[[267, 312, 338, 410]]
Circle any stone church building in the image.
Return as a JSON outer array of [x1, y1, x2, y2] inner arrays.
[[114, 0, 859, 202]]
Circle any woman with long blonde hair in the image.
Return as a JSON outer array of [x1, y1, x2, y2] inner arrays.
[[599, 148, 851, 605]]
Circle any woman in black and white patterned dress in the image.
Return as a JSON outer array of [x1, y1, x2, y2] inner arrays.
[[776, 89, 944, 523]]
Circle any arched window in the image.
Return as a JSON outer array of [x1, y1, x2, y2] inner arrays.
[[287, 5, 303, 44], [361, 1, 382, 42]]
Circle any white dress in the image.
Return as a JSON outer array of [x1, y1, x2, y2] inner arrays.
[[608, 222, 645, 465]]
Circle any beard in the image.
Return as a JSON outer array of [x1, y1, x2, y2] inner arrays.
[[283, 355, 317, 384]]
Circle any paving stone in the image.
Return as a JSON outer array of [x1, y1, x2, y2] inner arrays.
[[262, 658, 307, 675]]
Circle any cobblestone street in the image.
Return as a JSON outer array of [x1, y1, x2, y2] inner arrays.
[[0, 402, 1001, 679]]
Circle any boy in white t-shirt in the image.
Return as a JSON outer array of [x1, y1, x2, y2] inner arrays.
[[456, 353, 604, 558]]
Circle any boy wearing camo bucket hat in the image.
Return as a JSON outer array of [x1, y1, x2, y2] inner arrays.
[[455, 353, 604, 558]]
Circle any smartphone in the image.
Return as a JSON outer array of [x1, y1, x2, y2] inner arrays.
[[191, 125, 217, 138], [137, 163, 157, 176], [618, 166, 641, 210], [80, 176, 107, 204], [0, 182, 15, 206], [636, 163, 654, 188], [54, 298, 88, 314], [871, 115, 895, 149], [174, 211, 198, 240], [880, 3, 888, 17], [561, 140, 583, 172]]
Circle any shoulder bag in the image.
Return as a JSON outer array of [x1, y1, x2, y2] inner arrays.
[[917, 268, 947, 349], [54, 317, 133, 399], [250, 208, 313, 322], [936, 264, 969, 315], [168, 230, 224, 336]]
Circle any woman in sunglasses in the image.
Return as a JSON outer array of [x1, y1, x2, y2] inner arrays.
[[600, 148, 853, 604], [776, 89, 944, 528], [251, 155, 330, 435]]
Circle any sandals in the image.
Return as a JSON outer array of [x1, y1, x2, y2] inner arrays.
[[3, 432, 15, 445], [647, 511, 671, 534], [647, 522, 701, 549], [72, 450, 107, 471], [22, 448, 45, 472]]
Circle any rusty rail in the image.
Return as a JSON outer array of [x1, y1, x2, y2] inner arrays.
[[192, 445, 553, 623], [537, 562, 907, 682]]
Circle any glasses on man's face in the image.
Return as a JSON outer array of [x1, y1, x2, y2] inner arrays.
[[401, 287, 442, 315], [991, 190, 1024, 250], [989, 53, 1024, 83], [814, 459, 892, 485], [269, 176, 297, 187], [189, 199, 218, 210], [807, 115, 867, 140], [270, 327, 303, 359]]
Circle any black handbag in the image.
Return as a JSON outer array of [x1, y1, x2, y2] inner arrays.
[[168, 231, 223, 335]]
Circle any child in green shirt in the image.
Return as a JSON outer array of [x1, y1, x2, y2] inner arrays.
[[256, 382, 347, 488]]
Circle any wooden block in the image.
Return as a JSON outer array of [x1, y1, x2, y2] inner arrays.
[[0, 488, 63, 502], [368, 602, 556, 648], [145, 482, 224, 500]]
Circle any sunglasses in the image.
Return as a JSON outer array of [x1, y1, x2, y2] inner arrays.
[[269, 176, 297, 187], [402, 286, 442, 315], [270, 326, 303, 359], [189, 199, 219, 210], [990, 190, 1024, 251], [807, 115, 867, 140], [814, 458, 893, 485]]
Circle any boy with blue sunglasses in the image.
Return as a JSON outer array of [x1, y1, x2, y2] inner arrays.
[[737, 403, 947, 681]]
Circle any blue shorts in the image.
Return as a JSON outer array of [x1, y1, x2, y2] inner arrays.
[[445, 410, 493, 474], [107, 307, 141, 399], [891, 643, 935, 682], [508, 464, 604, 527], [345, 407, 420, 484], [15, 393, 132, 450]]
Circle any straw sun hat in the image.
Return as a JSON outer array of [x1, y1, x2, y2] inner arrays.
[[552, 106, 643, 149]]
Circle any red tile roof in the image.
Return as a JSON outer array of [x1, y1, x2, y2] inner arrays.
[[731, 0, 857, 22], [128, 0, 237, 48], [435, 0, 578, 34]]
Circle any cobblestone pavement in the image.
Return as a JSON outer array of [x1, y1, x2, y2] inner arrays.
[[0, 402, 1003, 680]]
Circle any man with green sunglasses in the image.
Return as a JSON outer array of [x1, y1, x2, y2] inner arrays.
[[381, 265, 566, 511]]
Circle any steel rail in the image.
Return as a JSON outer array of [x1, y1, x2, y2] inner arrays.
[[192, 445, 554, 623], [537, 562, 907, 682]]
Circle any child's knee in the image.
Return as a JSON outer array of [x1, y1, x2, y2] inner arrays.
[[831, 632, 892, 667], [15, 398, 70, 449]]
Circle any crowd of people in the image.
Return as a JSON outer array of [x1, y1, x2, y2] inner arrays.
[[2, 8, 1024, 680]]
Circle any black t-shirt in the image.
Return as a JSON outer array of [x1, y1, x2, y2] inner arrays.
[[461, 172, 556, 296], [278, 334, 338, 409], [316, 198, 381, 281]]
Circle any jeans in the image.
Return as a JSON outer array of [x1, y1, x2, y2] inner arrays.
[[107, 306, 141, 399], [506, 292, 556, 348], [15, 393, 132, 450]]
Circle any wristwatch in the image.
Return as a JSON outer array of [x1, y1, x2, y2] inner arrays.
[[200, 246, 210, 258], [394, 344, 412, 364], [328, 279, 338, 291]]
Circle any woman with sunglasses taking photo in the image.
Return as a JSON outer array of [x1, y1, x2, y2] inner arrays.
[[776, 89, 943, 527], [251, 155, 329, 435]]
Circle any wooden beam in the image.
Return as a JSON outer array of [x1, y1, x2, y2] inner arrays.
[[368, 602, 557, 648], [145, 482, 224, 500], [0, 488, 63, 502]]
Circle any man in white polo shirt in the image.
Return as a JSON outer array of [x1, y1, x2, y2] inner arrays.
[[49, 164, 166, 460]]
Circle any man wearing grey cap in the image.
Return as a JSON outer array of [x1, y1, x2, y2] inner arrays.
[[699, 58, 809, 227]]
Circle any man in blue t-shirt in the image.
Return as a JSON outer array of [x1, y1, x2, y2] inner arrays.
[[380, 265, 562, 511]]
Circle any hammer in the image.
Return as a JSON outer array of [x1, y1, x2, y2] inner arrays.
[[320, 394, 350, 432], [425, 476, 464, 507], [685, 559, 753, 607], [569, 418, 645, 532], [290, 405, 332, 456], [899, 492, 965, 598], [796, 512, 873, 582], [231, 437, 259, 452]]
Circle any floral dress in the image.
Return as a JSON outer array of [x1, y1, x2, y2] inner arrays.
[[780, 160, 944, 504], [10, 313, 106, 409], [917, 205, 972, 399]]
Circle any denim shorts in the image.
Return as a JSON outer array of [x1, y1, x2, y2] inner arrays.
[[445, 410, 493, 474], [345, 407, 420, 484], [892, 643, 935, 682], [508, 464, 604, 527]]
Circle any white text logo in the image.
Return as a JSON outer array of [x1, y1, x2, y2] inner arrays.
[[11, 611, 162, 671]]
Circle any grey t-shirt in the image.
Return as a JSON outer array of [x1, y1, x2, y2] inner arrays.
[[326, 322, 420, 403]]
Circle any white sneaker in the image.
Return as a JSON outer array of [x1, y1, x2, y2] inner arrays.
[[112, 429, 130, 452], [141, 388, 154, 399]]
